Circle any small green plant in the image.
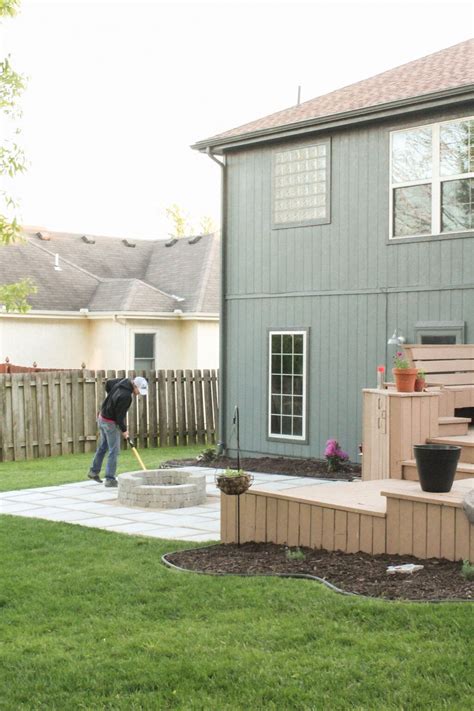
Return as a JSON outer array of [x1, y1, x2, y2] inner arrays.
[[285, 547, 306, 562], [461, 560, 474, 581], [196, 447, 217, 463], [393, 351, 410, 369], [417, 369, 426, 379], [222, 468, 247, 478]]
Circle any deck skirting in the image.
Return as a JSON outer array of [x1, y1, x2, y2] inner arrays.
[[221, 479, 474, 562]]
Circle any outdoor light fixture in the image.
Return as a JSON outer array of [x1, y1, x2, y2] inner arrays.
[[387, 329, 406, 346]]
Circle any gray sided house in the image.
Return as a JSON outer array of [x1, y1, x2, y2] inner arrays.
[[193, 39, 474, 461]]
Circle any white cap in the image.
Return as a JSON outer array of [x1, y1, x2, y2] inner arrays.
[[133, 376, 148, 396]]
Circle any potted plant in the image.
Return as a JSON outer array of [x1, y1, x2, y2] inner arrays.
[[392, 351, 418, 392], [215, 468, 254, 496], [415, 368, 426, 392], [413, 444, 461, 493]]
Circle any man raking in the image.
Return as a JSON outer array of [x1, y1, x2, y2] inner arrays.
[[87, 376, 148, 487]]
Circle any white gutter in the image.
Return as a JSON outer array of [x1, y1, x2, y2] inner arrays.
[[0, 310, 219, 320]]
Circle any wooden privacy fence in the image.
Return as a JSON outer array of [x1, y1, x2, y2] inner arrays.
[[0, 369, 218, 462]]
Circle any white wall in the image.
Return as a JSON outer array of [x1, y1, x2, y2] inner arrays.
[[0, 315, 219, 370], [0, 317, 91, 368]]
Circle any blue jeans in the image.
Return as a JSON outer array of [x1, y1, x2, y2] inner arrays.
[[90, 418, 121, 480]]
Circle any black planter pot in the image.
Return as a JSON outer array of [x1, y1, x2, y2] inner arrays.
[[413, 444, 461, 493]]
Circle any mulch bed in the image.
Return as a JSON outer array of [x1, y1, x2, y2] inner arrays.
[[165, 543, 474, 601], [162, 455, 361, 481]]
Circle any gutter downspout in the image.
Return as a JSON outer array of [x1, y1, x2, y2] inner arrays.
[[206, 147, 226, 456]]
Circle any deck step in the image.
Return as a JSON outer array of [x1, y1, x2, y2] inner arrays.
[[402, 459, 474, 481], [427, 434, 474, 463], [438, 416, 471, 436]]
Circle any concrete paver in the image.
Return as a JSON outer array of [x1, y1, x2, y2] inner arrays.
[[1, 466, 338, 541]]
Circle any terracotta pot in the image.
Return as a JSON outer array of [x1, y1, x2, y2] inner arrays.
[[392, 367, 418, 392], [414, 377, 426, 392]]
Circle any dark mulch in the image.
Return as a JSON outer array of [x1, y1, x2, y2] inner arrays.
[[162, 455, 361, 481], [165, 543, 474, 601]]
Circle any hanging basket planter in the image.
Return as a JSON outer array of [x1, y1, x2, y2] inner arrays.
[[215, 471, 254, 496]]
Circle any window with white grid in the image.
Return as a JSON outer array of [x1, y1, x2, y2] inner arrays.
[[390, 116, 474, 239], [268, 330, 307, 441]]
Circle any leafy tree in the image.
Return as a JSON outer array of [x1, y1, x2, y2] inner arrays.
[[165, 205, 217, 238], [165, 203, 189, 238], [0, 0, 36, 311], [200, 215, 217, 235]]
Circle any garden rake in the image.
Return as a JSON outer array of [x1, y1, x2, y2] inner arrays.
[[128, 439, 147, 470]]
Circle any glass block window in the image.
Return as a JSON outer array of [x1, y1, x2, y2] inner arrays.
[[134, 333, 155, 371], [268, 330, 307, 441], [273, 141, 330, 227], [390, 116, 474, 238]]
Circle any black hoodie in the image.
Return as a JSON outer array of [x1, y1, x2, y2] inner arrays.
[[100, 378, 134, 432]]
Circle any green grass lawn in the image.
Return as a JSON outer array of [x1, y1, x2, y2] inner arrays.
[[0, 516, 473, 710], [0, 445, 203, 492]]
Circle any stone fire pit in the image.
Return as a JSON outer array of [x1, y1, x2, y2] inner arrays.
[[118, 469, 207, 509]]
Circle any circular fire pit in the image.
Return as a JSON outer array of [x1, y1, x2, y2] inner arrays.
[[117, 469, 207, 509]]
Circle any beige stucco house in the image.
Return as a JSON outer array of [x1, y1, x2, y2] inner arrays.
[[0, 230, 219, 370]]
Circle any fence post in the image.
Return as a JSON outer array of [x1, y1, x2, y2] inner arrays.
[[0, 375, 6, 461], [176, 370, 187, 446]]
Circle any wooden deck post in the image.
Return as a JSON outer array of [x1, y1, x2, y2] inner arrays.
[[362, 389, 440, 481]]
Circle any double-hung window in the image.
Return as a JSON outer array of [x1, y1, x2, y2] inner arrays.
[[134, 333, 155, 371], [390, 116, 474, 239], [268, 330, 307, 441]]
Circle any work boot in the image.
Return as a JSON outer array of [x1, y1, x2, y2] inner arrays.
[[104, 478, 118, 488], [87, 470, 102, 483]]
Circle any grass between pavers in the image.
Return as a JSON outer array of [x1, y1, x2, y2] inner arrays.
[[0, 446, 203, 492], [1, 517, 472, 711]]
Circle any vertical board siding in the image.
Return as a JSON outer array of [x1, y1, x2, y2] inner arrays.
[[0, 369, 218, 462], [224, 108, 474, 461], [222, 492, 472, 561]]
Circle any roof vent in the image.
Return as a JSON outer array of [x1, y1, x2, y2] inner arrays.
[[122, 239, 136, 248], [165, 238, 178, 247], [81, 235, 95, 244], [188, 234, 202, 245], [36, 231, 51, 241]]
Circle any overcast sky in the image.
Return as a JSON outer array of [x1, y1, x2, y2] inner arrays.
[[1, 0, 473, 239]]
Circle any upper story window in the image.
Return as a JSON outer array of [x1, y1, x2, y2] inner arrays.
[[273, 139, 331, 229], [390, 117, 474, 239], [134, 333, 155, 371]]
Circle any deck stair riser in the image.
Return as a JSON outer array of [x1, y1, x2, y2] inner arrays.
[[437, 416, 470, 436], [401, 459, 474, 481], [427, 436, 474, 464]]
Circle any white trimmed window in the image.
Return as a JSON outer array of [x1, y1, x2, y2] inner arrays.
[[268, 330, 307, 441], [273, 140, 330, 228], [134, 333, 155, 370], [390, 116, 474, 239]]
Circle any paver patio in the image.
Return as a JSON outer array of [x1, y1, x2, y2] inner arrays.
[[0, 467, 341, 541]]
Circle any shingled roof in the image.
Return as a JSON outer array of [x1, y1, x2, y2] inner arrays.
[[0, 231, 219, 314], [193, 39, 473, 151]]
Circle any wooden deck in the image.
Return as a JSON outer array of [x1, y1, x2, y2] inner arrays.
[[221, 478, 474, 562]]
